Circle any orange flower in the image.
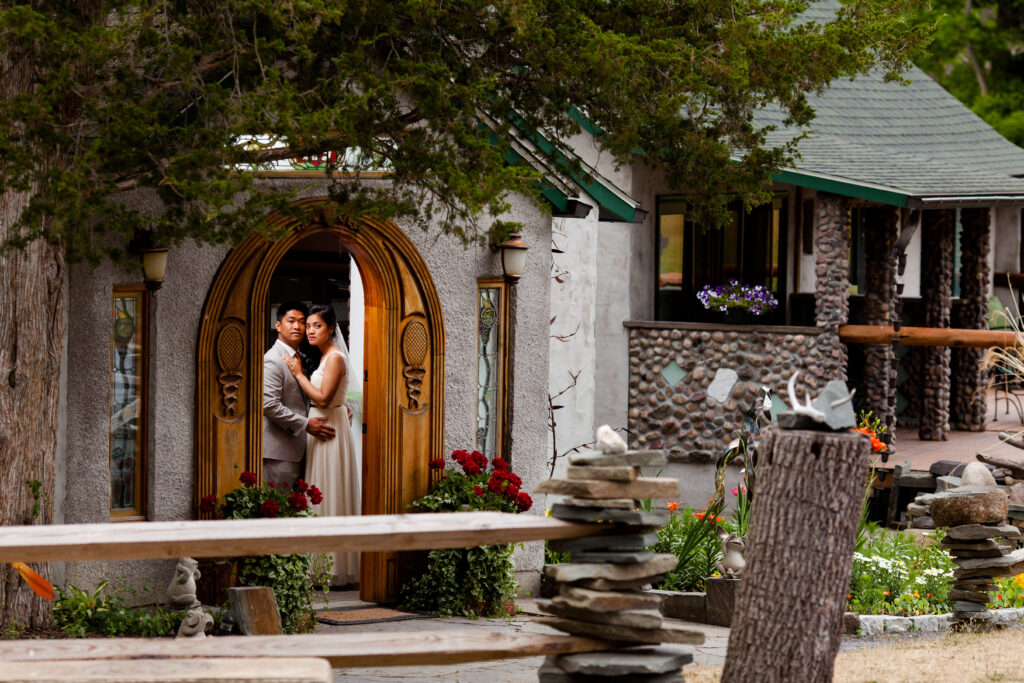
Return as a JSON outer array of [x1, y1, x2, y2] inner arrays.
[[883, 590, 890, 595], [667, 501, 680, 512], [851, 427, 886, 453], [693, 512, 724, 523]]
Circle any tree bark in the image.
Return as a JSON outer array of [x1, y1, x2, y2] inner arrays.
[[721, 427, 869, 683], [0, 46, 64, 630]]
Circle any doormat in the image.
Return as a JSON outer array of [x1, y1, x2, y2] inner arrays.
[[316, 607, 435, 626]]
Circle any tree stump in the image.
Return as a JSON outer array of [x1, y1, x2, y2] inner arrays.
[[721, 427, 868, 683]]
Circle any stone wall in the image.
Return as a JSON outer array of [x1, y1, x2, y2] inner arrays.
[[919, 209, 955, 440], [862, 207, 900, 446], [951, 207, 991, 431], [626, 323, 838, 462]]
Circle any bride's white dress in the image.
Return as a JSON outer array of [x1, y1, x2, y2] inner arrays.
[[305, 350, 360, 585]]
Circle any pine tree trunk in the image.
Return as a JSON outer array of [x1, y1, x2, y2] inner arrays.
[[721, 427, 868, 683], [0, 45, 64, 630]]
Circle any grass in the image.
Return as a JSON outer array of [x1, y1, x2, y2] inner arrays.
[[684, 629, 1024, 682]]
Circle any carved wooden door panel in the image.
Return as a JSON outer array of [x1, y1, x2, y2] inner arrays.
[[197, 202, 445, 605]]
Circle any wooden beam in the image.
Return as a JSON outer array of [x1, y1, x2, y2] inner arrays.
[[0, 658, 332, 683], [838, 325, 1019, 348], [0, 631, 613, 668], [0, 512, 606, 564], [994, 272, 1024, 289]]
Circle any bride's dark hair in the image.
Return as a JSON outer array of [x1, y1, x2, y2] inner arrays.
[[306, 304, 337, 337]]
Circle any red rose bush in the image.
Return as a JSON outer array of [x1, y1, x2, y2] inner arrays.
[[401, 450, 532, 617]]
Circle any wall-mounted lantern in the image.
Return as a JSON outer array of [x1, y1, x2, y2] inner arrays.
[[499, 233, 529, 284]]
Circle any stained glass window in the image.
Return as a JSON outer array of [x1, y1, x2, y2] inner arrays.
[[110, 288, 146, 518], [476, 282, 506, 461]]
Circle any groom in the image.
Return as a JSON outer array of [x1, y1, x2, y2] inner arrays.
[[262, 301, 335, 488]]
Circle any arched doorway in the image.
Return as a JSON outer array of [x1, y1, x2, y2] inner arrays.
[[195, 199, 445, 602]]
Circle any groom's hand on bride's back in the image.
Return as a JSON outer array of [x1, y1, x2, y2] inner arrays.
[[306, 416, 336, 441]]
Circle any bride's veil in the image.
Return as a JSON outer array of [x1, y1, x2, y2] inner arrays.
[[334, 324, 351, 392]]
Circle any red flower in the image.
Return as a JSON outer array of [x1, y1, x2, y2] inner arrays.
[[293, 478, 309, 493], [515, 491, 532, 512], [428, 458, 445, 470], [473, 485, 484, 496], [452, 449, 488, 476], [267, 481, 275, 489], [288, 491, 309, 512], [239, 471, 258, 487], [259, 500, 280, 518], [491, 457, 509, 472], [308, 486, 323, 505], [199, 494, 217, 514]]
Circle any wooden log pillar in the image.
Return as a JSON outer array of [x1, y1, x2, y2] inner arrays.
[[813, 194, 851, 387], [951, 208, 991, 431], [862, 207, 900, 446], [721, 427, 869, 683], [919, 210, 955, 440]]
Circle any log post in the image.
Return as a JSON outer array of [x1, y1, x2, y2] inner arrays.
[[721, 427, 869, 683]]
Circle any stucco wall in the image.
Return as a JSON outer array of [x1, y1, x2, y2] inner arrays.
[[62, 181, 552, 597]]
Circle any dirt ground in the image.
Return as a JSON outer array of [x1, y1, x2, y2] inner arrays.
[[685, 629, 1024, 683]]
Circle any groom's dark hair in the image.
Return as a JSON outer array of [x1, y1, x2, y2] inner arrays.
[[276, 301, 308, 321]]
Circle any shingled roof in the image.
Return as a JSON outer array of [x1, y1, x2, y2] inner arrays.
[[760, 2, 1024, 207]]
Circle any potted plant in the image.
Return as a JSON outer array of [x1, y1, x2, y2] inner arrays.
[[697, 280, 778, 318], [399, 450, 532, 617]]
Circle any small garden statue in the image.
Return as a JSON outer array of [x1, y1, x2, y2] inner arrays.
[[166, 557, 201, 610], [716, 529, 747, 579], [177, 605, 213, 638]]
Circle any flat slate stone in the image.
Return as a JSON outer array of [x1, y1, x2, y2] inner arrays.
[[544, 554, 678, 583], [535, 478, 679, 500], [561, 497, 638, 510], [576, 576, 664, 591], [537, 617, 705, 645], [556, 586, 663, 612], [550, 505, 670, 527], [548, 532, 658, 553], [951, 579, 997, 591], [570, 551, 657, 565], [535, 599, 664, 629], [569, 450, 668, 468], [538, 660, 683, 683], [954, 559, 1024, 580], [952, 549, 1024, 571], [954, 600, 988, 612], [949, 588, 996, 602], [954, 610, 995, 621], [945, 524, 1021, 541], [552, 646, 693, 676], [948, 546, 1009, 558], [941, 538, 1000, 550], [567, 465, 639, 482]]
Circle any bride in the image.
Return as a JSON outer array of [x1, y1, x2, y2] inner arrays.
[[284, 303, 360, 586]]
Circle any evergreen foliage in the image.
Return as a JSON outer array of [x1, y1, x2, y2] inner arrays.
[[1, 0, 929, 263]]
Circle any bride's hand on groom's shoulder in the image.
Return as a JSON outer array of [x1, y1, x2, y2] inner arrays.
[[283, 354, 303, 378]]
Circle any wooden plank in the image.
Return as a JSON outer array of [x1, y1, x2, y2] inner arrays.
[[0, 657, 331, 683], [0, 512, 606, 564], [839, 325, 1019, 349], [0, 631, 612, 668], [994, 272, 1024, 289]]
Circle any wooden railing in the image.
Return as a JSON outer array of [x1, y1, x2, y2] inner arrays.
[[838, 324, 1019, 348], [0, 512, 616, 678]]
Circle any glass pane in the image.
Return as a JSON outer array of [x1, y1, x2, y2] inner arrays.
[[111, 292, 143, 512], [658, 213, 685, 291], [476, 287, 502, 460], [722, 209, 741, 283]]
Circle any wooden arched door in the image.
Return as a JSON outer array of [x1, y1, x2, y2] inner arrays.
[[196, 199, 445, 602]]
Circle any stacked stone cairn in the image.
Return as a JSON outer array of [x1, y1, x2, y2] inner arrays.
[[532, 427, 703, 682], [930, 483, 1024, 629]]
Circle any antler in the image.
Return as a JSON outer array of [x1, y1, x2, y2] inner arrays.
[[787, 372, 825, 422]]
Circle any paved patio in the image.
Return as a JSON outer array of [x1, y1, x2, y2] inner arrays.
[[881, 388, 1024, 472]]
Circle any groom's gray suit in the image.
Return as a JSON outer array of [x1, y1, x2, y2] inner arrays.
[[262, 338, 308, 487]]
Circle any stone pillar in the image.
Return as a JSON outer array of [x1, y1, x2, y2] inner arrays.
[[919, 209, 955, 441], [813, 194, 850, 384], [862, 207, 900, 443], [952, 208, 991, 431]]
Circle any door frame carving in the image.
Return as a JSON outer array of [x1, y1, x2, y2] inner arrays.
[[196, 198, 445, 602]]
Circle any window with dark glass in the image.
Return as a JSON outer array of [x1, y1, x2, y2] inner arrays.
[[110, 287, 147, 519], [656, 196, 787, 323]]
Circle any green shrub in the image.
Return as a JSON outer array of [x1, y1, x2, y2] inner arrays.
[[846, 523, 954, 616], [649, 505, 722, 592], [53, 581, 186, 638]]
